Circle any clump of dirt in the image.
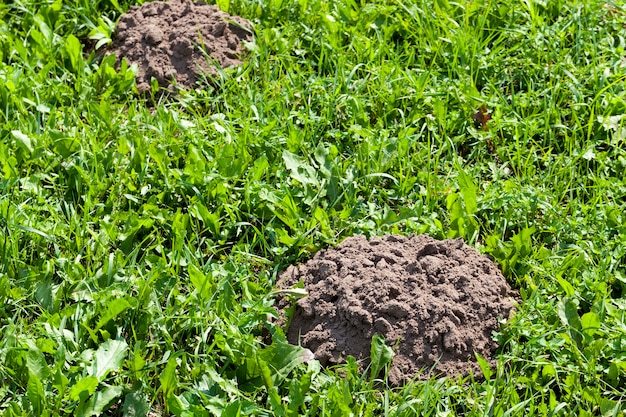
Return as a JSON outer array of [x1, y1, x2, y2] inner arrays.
[[110, 0, 253, 92], [278, 234, 518, 385]]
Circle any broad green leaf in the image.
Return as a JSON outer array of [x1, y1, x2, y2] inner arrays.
[[53, 368, 69, 397], [65, 34, 83, 72], [223, 401, 244, 417], [599, 397, 620, 416], [581, 312, 600, 336], [122, 391, 150, 417], [511, 226, 535, 257], [216, 142, 248, 177], [447, 192, 463, 219], [166, 395, 185, 417], [257, 340, 315, 386], [26, 347, 49, 380], [582, 386, 599, 403], [34, 14, 52, 44], [457, 167, 477, 215], [35, 279, 54, 313], [313, 143, 333, 179], [91, 339, 128, 380], [11, 130, 35, 153], [556, 276, 576, 297], [69, 376, 99, 401], [26, 371, 45, 416], [95, 298, 134, 331], [557, 298, 581, 330], [282, 150, 319, 186], [542, 364, 556, 378], [446, 192, 465, 238], [159, 357, 179, 402], [132, 345, 147, 378], [257, 358, 283, 414], [65, 34, 82, 72], [258, 186, 281, 204], [191, 201, 221, 237], [76, 386, 124, 417], [250, 155, 269, 181], [475, 352, 492, 380], [188, 263, 213, 301], [557, 298, 582, 349], [216, 0, 230, 12], [29, 28, 46, 49], [369, 334, 394, 380], [270, 287, 308, 299], [287, 371, 312, 415]]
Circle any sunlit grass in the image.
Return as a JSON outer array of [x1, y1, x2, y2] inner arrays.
[[1, 0, 625, 415]]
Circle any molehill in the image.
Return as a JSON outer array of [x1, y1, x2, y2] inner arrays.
[[278, 234, 518, 386], [110, 0, 253, 92]]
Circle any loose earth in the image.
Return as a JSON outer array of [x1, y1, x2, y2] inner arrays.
[[279, 234, 518, 385], [110, 0, 253, 92]]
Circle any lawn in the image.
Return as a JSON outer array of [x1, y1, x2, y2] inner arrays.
[[1, 0, 626, 415]]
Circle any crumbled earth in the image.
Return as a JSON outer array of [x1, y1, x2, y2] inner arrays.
[[278, 234, 518, 385], [110, 0, 253, 92]]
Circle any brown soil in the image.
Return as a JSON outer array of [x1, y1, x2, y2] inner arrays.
[[110, 0, 253, 92], [278, 234, 518, 385]]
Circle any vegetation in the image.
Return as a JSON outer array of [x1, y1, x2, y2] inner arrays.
[[1, 0, 625, 415]]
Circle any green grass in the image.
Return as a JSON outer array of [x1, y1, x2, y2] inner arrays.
[[1, 0, 626, 415]]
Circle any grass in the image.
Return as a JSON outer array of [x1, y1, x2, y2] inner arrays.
[[1, 0, 626, 415]]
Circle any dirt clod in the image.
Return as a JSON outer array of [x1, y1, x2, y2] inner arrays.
[[111, 0, 253, 92], [278, 234, 518, 385]]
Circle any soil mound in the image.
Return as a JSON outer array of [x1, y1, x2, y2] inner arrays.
[[278, 234, 518, 385], [110, 0, 253, 92]]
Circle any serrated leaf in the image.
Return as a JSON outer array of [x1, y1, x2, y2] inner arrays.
[[91, 339, 128, 380]]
